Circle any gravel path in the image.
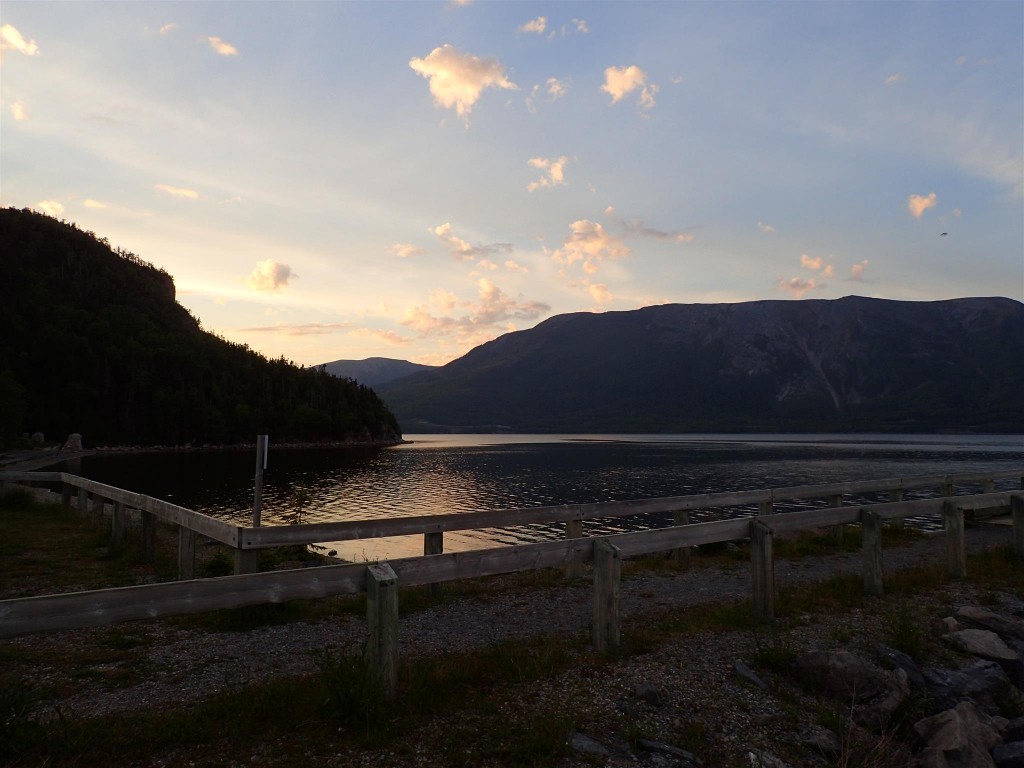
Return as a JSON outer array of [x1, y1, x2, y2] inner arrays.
[[6, 523, 1011, 723]]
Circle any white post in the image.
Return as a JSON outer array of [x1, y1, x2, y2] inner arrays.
[[253, 435, 268, 527]]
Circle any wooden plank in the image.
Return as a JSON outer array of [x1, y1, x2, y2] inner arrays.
[[423, 531, 443, 596], [366, 563, 399, 699], [178, 526, 197, 580], [888, 488, 905, 528], [751, 521, 774, 624], [861, 510, 883, 596], [592, 539, 621, 655], [757, 506, 859, 533], [0, 562, 369, 638], [111, 501, 127, 552], [77, 487, 88, 516], [565, 518, 584, 579], [672, 509, 691, 569], [943, 500, 966, 579], [233, 548, 260, 575], [140, 511, 156, 562]]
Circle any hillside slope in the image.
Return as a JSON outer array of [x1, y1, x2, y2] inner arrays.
[[0, 208, 401, 446], [318, 357, 436, 387], [378, 296, 1024, 433]]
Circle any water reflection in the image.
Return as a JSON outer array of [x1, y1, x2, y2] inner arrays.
[[56, 434, 1024, 560]]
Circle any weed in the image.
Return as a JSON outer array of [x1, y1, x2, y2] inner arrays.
[[881, 603, 926, 660], [199, 548, 233, 577], [0, 676, 45, 761], [315, 647, 390, 739], [751, 627, 796, 673]]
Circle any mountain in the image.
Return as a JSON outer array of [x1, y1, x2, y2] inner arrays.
[[318, 357, 436, 387], [377, 296, 1024, 433], [0, 207, 401, 447]]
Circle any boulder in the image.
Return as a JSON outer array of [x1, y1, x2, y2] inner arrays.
[[913, 701, 1002, 768], [62, 433, 83, 452], [924, 660, 1016, 716], [634, 682, 666, 707], [735, 660, 768, 689], [958, 607, 1024, 644], [797, 724, 842, 756], [875, 643, 927, 690], [30, 432, 44, 443], [793, 650, 892, 702], [994, 742, 1024, 768], [570, 733, 609, 758], [945, 629, 1020, 663], [854, 668, 910, 732]]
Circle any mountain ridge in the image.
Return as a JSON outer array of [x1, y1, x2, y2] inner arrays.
[[378, 296, 1024, 433]]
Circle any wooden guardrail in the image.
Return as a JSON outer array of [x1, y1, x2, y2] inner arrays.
[[1, 467, 1022, 697]]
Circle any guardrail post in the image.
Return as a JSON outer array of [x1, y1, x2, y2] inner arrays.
[[981, 479, 995, 494], [141, 510, 156, 562], [233, 547, 260, 575], [758, 500, 773, 516], [888, 488, 905, 528], [565, 518, 584, 579], [672, 510, 691, 569], [111, 501, 126, 552], [178, 526, 197, 580], [90, 495, 106, 525], [1011, 495, 1024, 560], [942, 500, 966, 579], [828, 494, 844, 544], [751, 521, 774, 624], [593, 539, 621, 655], [861, 510, 883, 596], [366, 562, 399, 699], [424, 531, 443, 595], [77, 487, 88, 516], [941, 478, 954, 498], [61, 483, 72, 508]]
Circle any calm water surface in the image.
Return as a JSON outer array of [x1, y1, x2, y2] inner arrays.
[[56, 434, 1024, 560]]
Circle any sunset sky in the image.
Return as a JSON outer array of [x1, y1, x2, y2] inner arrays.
[[2, 1, 1021, 367]]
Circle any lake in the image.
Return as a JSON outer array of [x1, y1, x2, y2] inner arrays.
[[53, 433, 1024, 560]]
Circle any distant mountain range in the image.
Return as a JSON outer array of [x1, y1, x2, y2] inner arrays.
[[374, 296, 1024, 434], [317, 357, 436, 387]]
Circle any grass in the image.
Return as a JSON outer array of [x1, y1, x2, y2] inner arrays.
[[4, 485, 1024, 766]]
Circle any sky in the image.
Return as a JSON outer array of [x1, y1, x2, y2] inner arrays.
[[2, 1, 1022, 368]]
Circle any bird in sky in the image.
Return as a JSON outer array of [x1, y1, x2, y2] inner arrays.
[[940, 232, 948, 236]]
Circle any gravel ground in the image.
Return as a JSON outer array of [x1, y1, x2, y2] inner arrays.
[[5, 523, 1011, 728]]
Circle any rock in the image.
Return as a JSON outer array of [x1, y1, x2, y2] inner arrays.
[[637, 738, 701, 764], [854, 668, 910, 732], [30, 432, 44, 443], [62, 433, 83, 452], [735, 660, 769, 689], [875, 643, 927, 690], [793, 650, 892, 702], [924, 660, 1016, 716], [913, 701, 1002, 768], [570, 733, 609, 757], [797, 724, 842, 756], [635, 682, 666, 707], [940, 617, 962, 634], [1006, 717, 1024, 742], [945, 629, 1020, 663], [994, 742, 1024, 768], [747, 749, 791, 768], [958, 607, 1024, 643]]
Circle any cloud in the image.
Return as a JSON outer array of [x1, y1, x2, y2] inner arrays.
[[205, 36, 238, 56], [351, 327, 410, 346], [159, 23, 179, 35], [601, 65, 658, 110], [401, 279, 549, 336], [605, 207, 693, 242], [908, 192, 938, 218], [240, 322, 350, 336], [519, 17, 546, 34], [588, 282, 613, 305], [0, 24, 39, 57], [35, 200, 63, 217], [388, 243, 424, 258], [10, 101, 28, 121], [777, 277, 825, 299], [245, 260, 296, 292], [549, 219, 630, 273], [83, 199, 107, 209], [849, 260, 869, 281], [527, 77, 569, 112], [800, 254, 834, 277], [884, 73, 903, 85], [758, 221, 775, 233], [527, 156, 568, 191], [571, 18, 590, 34], [505, 259, 528, 273], [432, 222, 513, 261], [409, 44, 517, 121], [155, 183, 199, 200]]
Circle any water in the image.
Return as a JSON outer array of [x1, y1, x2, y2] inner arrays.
[[55, 434, 1024, 560]]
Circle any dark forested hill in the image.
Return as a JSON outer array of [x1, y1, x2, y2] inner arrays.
[[0, 208, 401, 447], [318, 357, 436, 387], [378, 296, 1024, 433]]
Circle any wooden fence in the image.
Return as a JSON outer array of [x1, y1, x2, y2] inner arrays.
[[1, 468, 1022, 697]]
